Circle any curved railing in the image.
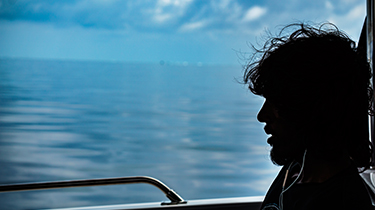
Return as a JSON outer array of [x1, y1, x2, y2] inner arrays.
[[0, 176, 187, 205]]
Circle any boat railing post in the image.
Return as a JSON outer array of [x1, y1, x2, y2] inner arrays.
[[367, 0, 375, 167]]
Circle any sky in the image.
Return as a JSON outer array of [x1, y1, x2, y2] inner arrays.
[[0, 0, 367, 65]]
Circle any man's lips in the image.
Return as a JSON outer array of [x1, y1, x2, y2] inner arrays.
[[267, 135, 277, 145], [264, 126, 282, 146], [264, 125, 273, 135]]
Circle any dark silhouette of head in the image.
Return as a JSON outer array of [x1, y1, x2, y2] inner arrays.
[[244, 23, 373, 169]]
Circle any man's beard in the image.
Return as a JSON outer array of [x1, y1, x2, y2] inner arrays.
[[270, 147, 290, 166], [268, 135, 305, 166]]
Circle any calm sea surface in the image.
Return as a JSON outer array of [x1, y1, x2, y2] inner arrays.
[[0, 58, 278, 209]]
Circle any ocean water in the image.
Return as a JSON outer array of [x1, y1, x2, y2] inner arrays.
[[0, 58, 279, 209]]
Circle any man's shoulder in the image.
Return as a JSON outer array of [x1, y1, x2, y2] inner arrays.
[[261, 165, 374, 210], [300, 165, 373, 209]]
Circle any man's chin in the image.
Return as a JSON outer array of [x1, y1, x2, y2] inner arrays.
[[270, 145, 300, 166], [270, 147, 289, 166], [270, 144, 306, 166]]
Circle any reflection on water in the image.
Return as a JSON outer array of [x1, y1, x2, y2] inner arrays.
[[0, 58, 278, 209]]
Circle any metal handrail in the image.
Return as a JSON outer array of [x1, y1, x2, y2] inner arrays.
[[0, 176, 187, 205]]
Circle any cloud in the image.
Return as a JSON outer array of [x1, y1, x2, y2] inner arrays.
[[149, 0, 193, 24], [179, 20, 208, 32], [158, 0, 192, 7], [346, 3, 365, 20], [326, 2, 365, 41], [153, 12, 172, 24], [0, 0, 367, 64], [0, 0, 268, 33], [243, 6, 267, 22], [325, 1, 334, 10]]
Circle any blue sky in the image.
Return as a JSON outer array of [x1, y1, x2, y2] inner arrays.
[[0, 0, 367, 65]]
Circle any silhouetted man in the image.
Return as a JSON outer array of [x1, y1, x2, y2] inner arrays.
[[243, 23, 373, 209]]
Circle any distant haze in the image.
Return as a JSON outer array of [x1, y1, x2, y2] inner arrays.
[[0, 0, 366, 65]]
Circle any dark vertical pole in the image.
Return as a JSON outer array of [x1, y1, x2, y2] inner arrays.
[[367, 0, 375, 166]]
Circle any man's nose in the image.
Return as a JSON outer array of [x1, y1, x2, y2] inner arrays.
[[257, 102, 268, 123], [257, 100, 275, 123]]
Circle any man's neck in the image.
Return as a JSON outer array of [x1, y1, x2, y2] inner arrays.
[[295, 151, 352, 184]]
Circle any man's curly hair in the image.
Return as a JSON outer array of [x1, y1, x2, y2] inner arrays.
[[244, 23, 373, 169]]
